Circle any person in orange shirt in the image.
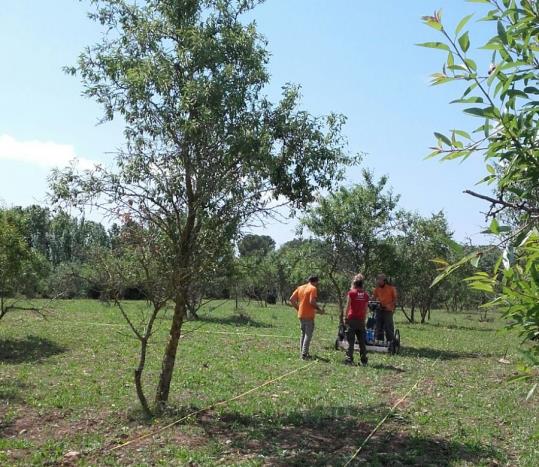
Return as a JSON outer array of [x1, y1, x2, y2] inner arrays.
[[289, 276, 324, 360], [373, 273, 397, 342]]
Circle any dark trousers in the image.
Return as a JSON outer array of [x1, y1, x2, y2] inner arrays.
[[346, 319, 367, 362], [375, 309, 395, 341]]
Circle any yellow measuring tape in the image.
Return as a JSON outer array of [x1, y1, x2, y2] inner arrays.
[[106, 360, 317, 453], [343, 356, 441, 466]]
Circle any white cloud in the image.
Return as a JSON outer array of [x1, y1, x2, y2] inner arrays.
[[0, 134, 96, 170]]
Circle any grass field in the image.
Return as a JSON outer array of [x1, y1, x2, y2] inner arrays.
[[0, 299, 538, 466]]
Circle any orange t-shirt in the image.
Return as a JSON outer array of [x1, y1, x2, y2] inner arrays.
[[291, 283, 318, 320], [373, 285, 397, 312]]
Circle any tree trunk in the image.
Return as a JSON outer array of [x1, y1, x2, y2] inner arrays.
[[410, 302, 415, 323], [134, 337, 152, 417], [155, 291, 187, 413], [329, 274, 344, 321], [0, 295, 5, 320]]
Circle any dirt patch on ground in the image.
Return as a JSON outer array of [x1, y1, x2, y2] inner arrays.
[[1, 402, 214, 465], [0, 403, 504, 466], [0, 403, 116, 443]]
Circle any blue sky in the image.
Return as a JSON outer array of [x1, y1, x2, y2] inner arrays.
[[0, 0, 495, 244]]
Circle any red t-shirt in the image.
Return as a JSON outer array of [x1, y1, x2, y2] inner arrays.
[[347, 289, 369, 320]]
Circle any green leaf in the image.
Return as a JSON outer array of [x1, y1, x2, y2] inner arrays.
[[477, 174, 496, 185], [421, 17, 443, 31], [453, 129, 472, 139], [464, 58, 477, 71], [469, 282, 494, 293], [497, 21, 508, 44], [434, 132, 452, 146], [505, 89, 528, 99], [486, 164, 495, 174], [489, 217, 500, 234], [470, 253, 481, 267], [464, 107, 487, 117], [458, 32, 471, 53], [416, 42, 451, 51], [455, 14, 474, 35]]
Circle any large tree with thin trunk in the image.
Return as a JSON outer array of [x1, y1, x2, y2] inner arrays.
[[51, 0, 356, 413]]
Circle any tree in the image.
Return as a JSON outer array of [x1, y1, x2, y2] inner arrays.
[[52, 0, 356, 414], [274, 239, 325, 304], [301, 171, 398, 315], [238, 234, 276, 257], [393, 211, 457, 323], [422, 1, 539, 398], [88, 223, 173, 416], [0, 212, 49, 319]]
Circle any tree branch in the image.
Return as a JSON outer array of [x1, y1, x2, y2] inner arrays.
[[463, 190, 539, 215]]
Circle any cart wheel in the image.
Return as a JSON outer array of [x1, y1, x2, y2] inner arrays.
[[394, 329, 401, 354]]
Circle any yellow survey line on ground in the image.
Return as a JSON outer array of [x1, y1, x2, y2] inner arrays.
[[58, 320, 319, 340], [196, 329, 298, 340], [105, 360, 317, 453], [343, 356, 441, 467]]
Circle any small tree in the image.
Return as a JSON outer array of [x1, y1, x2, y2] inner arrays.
[[301, 171, 398, 315], [89, 223, 173, 416], [393, 212, 455, 323], [52, 0, 356, 413]]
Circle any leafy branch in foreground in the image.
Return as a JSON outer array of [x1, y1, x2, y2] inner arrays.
[[421, 0, 539, 400]]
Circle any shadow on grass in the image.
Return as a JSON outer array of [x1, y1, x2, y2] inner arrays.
[[0, 335, 67, 364], [400, 346, 497, 360], [196, 313, 273, 328], [401, 321, 497, 333], [369, 363, 406, 373], [179, 404, 504, 466], [0, 378, 28, 403]]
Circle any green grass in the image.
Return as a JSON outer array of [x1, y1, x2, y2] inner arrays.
[[0, 300, 537, 466]]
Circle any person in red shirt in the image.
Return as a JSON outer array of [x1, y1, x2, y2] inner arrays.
[[343, 275, 369, 366]]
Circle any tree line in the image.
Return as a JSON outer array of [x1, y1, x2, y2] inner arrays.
[[0, 170, 498, 325]]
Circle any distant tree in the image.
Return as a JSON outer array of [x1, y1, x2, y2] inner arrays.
[[0, 211, 49, 319], [238, 234, 276, 257], [274, 239, 325, 304], [52, 0, 356, 414], [393, 212, 455, 323]]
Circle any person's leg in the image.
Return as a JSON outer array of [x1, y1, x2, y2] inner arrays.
[[346, 320, 357, 362], [356, 320, 368, 364], [384, 311, 395, 342], [375, 310, 385, 341], [300, 320, 306, 357], [301, 319, 314, 357]]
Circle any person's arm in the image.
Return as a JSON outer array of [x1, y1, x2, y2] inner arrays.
[[289, 290, 299, 311], [343, 294, 351, 323], [310, 290, 324, 314], [391, 287, 397, 311]]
